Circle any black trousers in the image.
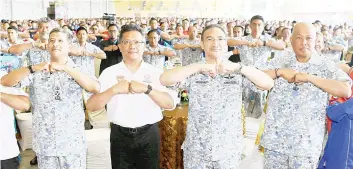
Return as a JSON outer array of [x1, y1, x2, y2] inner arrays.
[[110, 123, 160, 169], [1, 157, 19, 169]]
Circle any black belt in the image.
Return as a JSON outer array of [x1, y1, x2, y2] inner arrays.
[[112, 123, 154, 134]]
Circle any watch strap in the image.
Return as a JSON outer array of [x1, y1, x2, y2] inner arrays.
[[144, 84, 152, 94], [27, 65, 34, 74]]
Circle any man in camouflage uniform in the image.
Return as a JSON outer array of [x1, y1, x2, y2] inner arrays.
[[143, 29, 176, 70], [160, 24, 274, 169], [228, 15, 285, 119], [261, 23, 352, 169], [1, 28, 100, 169], [173, 26, 203, 66]]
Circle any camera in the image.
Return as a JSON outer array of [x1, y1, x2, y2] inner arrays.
[[102, 13, 116, 21]]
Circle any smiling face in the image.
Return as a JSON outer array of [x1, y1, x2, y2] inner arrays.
[[48, 31, 70, 59], [118, 30, 145, 62], [291, 23, 316, 58], [76, 29, 88, 43], [201, 26, 227, 60]]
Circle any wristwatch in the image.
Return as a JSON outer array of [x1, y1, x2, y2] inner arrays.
[[27, 65, 34, 74], [144, 84, 152, 95]]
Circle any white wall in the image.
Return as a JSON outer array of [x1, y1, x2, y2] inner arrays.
[[64, 0, 115, 19], [0, 0, 352, 23], [0, 0, 49, 20]]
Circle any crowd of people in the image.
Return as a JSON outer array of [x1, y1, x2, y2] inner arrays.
[[0, 14, 353, 169]]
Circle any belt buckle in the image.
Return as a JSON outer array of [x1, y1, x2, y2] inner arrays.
[[129, 128, 138, 133]]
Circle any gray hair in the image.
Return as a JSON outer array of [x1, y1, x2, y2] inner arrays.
[[38, 17, 51, 29]]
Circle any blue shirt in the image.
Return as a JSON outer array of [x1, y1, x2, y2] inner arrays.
[[318, 98, 353, 169]]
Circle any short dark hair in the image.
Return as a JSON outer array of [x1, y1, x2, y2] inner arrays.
[[119, 24, 144, 41], [76, 26, 87, 33], [147, 29, 160, 36], [9, 21, 17, 25], [149, 18, 157, 24], [201, 24, 226, 41], [250, 15, 264, 23], [7, 26, 18, 32], [233, 25, 244, 31], [182, 19, 189, 23], [49, 28, 70, 41], [108, 24, 118, 30]]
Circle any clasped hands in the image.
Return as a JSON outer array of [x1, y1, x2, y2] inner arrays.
[[246, 39, 266, 48], [199, 60, 242, 77], [278, 68, 312, 85], [32, 62, 68, 73], [111, 80, 148, 94]]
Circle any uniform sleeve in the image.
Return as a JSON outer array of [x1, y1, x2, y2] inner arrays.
[[73, 64, 98, 98], [16, 73, 34, 89], [242, 75, 266, 93], [324, 61, 352, 85], [153, 70, 178, 110]]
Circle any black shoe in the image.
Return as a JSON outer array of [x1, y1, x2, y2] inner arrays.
[[30, 156, 37, 165]]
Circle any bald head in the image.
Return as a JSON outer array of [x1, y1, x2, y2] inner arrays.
[[292, 22, 317, 37], [291, 22, 317, 58]]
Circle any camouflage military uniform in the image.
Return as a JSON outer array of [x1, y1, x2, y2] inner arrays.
[[17, 59, 96, 169], [237, 35, 274, 118], [182, 61, 264, 169], [261, 52, 352, 169], [173, 38, 203, 66]]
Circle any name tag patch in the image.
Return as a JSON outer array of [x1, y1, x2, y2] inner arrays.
[[224, 81, 237, 84], [195, 81, 208, 84]]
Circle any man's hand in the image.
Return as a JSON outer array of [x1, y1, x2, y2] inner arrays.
[[32, 62, 50, 72], [199, 64, 218, 77], [69, 47, 83, 56], [247, 41, 257, 47], [129, 80, 148, 94], [254, 39, 264, 47], [111, 80, 130, 94], [34, 42, 47, 50], [294, 72, 311, 85], [216, 60, 241, 75], [144, 51, 155, 55], [232, 49, 239, 55], [278, 68, 297, 83], [112, 45, 118, 51]]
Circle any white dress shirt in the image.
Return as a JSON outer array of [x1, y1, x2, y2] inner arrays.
[[98, 61, 177, 128], [0, 71, 27, 160]]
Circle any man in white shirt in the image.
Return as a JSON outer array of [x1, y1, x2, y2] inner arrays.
[[86, 25, 177, 169], [0, 71, 30, 169]]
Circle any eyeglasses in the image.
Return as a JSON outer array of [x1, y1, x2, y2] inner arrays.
[[205, 37, 226, 44], [109, 30, 117, 33], [120, 40, 145, 46]]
